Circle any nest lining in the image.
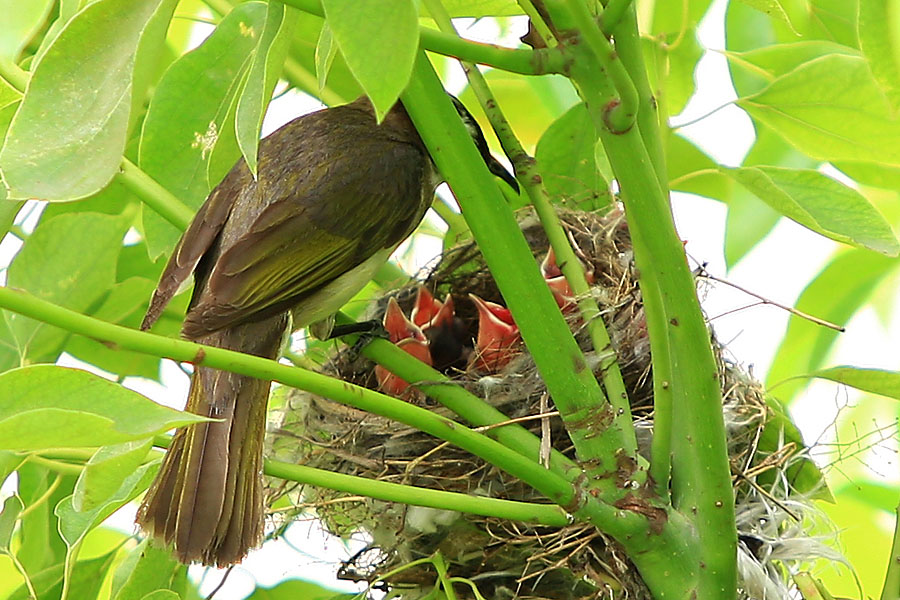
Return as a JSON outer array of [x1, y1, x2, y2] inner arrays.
[[267, 207, 831, 600]]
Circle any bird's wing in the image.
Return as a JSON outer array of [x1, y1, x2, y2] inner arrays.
[[140, 176, 245, 331], [181, 141, 429, 338]]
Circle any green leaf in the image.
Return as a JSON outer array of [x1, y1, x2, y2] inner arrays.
[[322, 0, 418, 119], [535, 103, 611, 210], [723, 126, 817, 267], [16, 465, 73, 573], [803, 366, 900, 401], [720, 165, 900, 256], [738, 55, 900, 166], [245, 579, 356, 600], [757, 397, 832, 500], [0, 451, 25, 489], [7, 550, 118, 600], [834, 160, 900, 190], [667, 133, 731, 200], [724, 41, 859, 96], [315, 23, 337, 92], [0, 75, 22, 110], [0, 0, 54, 61], [1, 212, 128, 369], [858, 0, 900, 111], [139, 1, 267, 259], [56, 462, 157, 553], [33, 0, 91, 67], [205, 64, 250, 190], [664, 29, 704, 117], [0, 365, 210, 450], [141, 591, 180, 600], [111, 539, 180, 600], [766, 249, 897, 402], [440, 0, 522, 17], [648, 0, 710, 116], [831, 480, 899, 513], [287, 13, 360, 104], [235, 3, 299, 176], [0, 0, 178, 201], [0, 495, 23, 553], [73, 440, 153, 512], [56, 482, 154, 598], [0, 198, 23, 240], [735, 0, 798, 33]]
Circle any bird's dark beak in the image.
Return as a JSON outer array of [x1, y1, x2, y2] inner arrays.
[[486, 155, 519, 194], [447, 95, 520, 194]]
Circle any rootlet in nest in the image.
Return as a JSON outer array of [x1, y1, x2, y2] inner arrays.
[[267, 208, 836, 600]]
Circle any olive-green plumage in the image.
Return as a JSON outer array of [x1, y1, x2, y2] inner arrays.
[[136, 96, 516, 567]]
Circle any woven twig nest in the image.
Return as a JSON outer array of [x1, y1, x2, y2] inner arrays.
[[267, 207, 832, 599]]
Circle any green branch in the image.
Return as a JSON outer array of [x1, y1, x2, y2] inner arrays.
[[0, 285, 691, 559], [611, 6, 678, 491], [119, 159, 193, 229], [272, 0, 559, 75], [401, 52, 631, 490], [598, 0, 633, 34], [419, 28, 564, 75], [333, 312, 581, 481], [0, 285, 582, 507], [420, 0, 639, 482], [883, 501, 900, 600], [610, 5, 666, 188], [148, 435, 569, 526], [265, 459, 569, 526], [536, 1, 736, 595], [559, 0, 638, 133]]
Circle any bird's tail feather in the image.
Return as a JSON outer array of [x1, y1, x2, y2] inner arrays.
[[137, 314, 288, 567]]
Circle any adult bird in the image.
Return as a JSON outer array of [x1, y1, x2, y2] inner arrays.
[[136, 95, 517, 566]]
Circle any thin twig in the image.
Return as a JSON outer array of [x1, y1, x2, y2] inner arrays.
[[472, 410, 561, 432], [697, 266, 845, 332], [732, 471, 800, 522], [205, 566, 234, 600]]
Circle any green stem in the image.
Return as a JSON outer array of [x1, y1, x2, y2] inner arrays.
[[334, 312, 581, 481], [882, 501, 900, 600], [274, 0, 558, 75], [430, 196, 468, 234], [0, 286, 685, 551], [25, 456, 83, 476], [419, 28, 564, 75], [516, 0, 557, 47], [611, 5, 666, 188], [281, 55, 346, 106], [0, 56, 28, 90], [560, 0, 638, 133], [538, 1, 736, 594], [422, 0, 638, 474], [150, 435, 569, 526], [266, 460, 569, 526], [599, 0, 633, 34], [401, 53, 628, 488], [119, 159, 193, 229], [432, 552, 458, 600], [596, 94, 735, 599], [0, 286, 582, 504]]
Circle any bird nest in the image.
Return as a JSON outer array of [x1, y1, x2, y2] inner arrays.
[[266, 207, 833, 599]]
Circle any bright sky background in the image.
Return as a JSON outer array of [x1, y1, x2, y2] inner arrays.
[[2, 0, 896, 597]]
